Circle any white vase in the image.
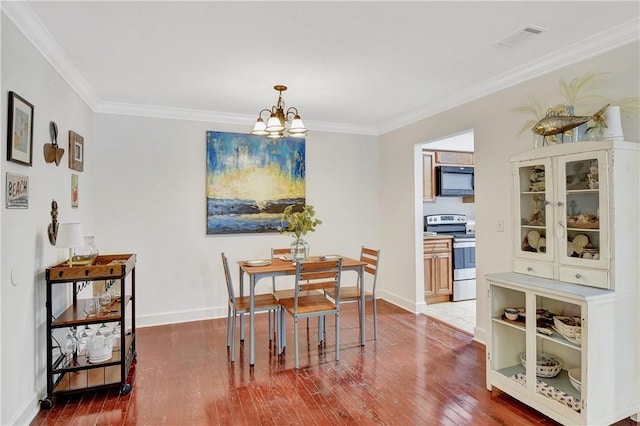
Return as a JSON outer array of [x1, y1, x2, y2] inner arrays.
[[602, 106, 624, 141]]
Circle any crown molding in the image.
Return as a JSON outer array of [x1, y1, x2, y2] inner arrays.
[[4, 3, 638, 137], [95, 101, 378, 135], [379, 17, 640, 135], [2, 2, 100, 109]]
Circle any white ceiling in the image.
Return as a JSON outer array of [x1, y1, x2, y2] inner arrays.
[[5, 1, 639, 135]]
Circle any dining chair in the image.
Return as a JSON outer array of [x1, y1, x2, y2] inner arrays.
[[221, 252, 280, 363], [279, 258, 343, 369], [324, 247, 381, 339], [271, 247, 323, 344]]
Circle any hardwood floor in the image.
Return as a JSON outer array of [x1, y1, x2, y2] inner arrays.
[[31, 300, 636, 425]]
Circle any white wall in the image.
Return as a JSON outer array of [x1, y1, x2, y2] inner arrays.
[[1, 12, 381, 423], [378, 41, 640, 344], [1, 15, 95, 425], [90, 115, 380, 327]]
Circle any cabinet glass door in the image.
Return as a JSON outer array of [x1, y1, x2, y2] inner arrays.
[[515, 158, 553, 262], [556, 151, 609, 269]]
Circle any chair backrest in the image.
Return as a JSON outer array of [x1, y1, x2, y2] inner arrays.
[[295, 259, 343, 303], [361, 247, 381, 290], [221, 253, 235, 301], [271, 247, 290, 259]]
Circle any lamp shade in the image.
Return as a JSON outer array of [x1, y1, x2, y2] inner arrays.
[[266, 114, 285, 132], [56, 223, 85, 248], [251, 118, 268, 136]]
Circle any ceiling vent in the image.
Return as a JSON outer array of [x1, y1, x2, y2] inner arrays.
[[494, 25, 548, 48]]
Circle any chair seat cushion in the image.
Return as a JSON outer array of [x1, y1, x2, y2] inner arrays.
[[235, 293, 280, 312], [280, 294, 337, 315], [325, 287, 372, 301]]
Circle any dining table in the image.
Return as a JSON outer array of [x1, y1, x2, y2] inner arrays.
[[238, 255, 367, 366]]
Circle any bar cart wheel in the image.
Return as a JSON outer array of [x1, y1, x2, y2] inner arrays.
[[40, 397, 54, 410], [120, 384, 132, 396]]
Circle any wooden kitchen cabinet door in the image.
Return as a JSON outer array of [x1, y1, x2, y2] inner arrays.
[[435, 151, 474, 165], [422, 151, 435, 202], [424, 238, 453, 303]]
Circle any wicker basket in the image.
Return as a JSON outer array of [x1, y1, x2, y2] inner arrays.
[[553, 316, 582, 341], [520, 352, 563, 378]]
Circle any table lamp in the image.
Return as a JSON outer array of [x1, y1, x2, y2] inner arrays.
[[55, 223, 84, 267]]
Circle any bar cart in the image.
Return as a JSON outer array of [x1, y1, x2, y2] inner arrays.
[[41, 254, 137, 409]]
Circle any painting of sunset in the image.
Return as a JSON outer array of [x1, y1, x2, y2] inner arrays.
[[206, 131, 306, 234]]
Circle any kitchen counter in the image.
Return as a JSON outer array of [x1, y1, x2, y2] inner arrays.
[[423, 233, 453, 239]]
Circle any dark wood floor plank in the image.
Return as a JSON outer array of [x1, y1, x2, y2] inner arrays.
[[32, 300, 638, 426]]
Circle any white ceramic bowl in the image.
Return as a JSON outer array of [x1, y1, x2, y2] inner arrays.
[[504, 308, 519, 321], [568, 368, 581, 392]]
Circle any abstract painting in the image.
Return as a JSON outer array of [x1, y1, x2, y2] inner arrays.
[[206, 131, 305, 234]]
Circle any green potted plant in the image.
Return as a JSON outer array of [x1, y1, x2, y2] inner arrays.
[[279, 204, 322, 260]]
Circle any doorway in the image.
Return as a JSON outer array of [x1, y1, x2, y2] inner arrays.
[[419, 130, 476, 335]]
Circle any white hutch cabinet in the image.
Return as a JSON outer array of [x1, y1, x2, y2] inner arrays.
[[486, 141, 639, 425]]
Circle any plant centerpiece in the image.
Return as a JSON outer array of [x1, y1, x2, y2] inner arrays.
[[279, 204, 322, 261]]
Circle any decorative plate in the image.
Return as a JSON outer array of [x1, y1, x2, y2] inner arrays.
[[244, 260, 271, 267]]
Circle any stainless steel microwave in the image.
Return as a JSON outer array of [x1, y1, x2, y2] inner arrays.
[[436, 166, 474, 197]]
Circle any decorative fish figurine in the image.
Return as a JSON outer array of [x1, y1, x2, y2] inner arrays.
[[532, 104, 609, 143]]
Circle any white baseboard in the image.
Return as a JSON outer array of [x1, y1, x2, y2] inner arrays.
[[14, 394, 40, 426], [376, 289, 418, 313]]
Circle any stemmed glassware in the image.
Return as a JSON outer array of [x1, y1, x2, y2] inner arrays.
[[98, 292, 112, 314], [83, 297, 97, 318]]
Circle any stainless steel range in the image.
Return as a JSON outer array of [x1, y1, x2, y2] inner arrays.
[[424, 214, 476, 301]]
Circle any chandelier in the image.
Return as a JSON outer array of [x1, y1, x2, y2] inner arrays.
[[250, 85, 308, 139]]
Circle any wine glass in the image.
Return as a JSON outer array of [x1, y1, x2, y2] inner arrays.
[[98, 292, 112, 314], [83, 298, 97, 318]]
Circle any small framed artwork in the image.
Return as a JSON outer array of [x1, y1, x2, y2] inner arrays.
[[7, 92, 34, 166], [69, 130, 84, 171], [6, 172, 29, 208], [71, 174, 79, 208]]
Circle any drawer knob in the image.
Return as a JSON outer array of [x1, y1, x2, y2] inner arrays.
[[557, 201, 563, 207], [527, 267, 533, 272], [575, 273, 581, 279]]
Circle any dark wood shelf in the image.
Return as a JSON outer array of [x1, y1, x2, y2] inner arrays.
[[52, 295, 132, 327]]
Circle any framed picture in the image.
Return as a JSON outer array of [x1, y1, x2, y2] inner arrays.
[[71, 174, 79, 208], [206, 131, 306, 234], [7, 92, 34, 166], [69, 130, 84, 171], [6, 172, 29, 208]]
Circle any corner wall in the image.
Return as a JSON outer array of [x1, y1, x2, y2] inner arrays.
[[378, 41, 640, 345]]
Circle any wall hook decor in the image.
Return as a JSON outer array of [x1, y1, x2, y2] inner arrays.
[[47, 199, 59, 245], [43, 121, 64, 166]]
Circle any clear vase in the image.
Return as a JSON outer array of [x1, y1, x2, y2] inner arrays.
[[290, 238, 309, 261], [73, 236, 99, 263]]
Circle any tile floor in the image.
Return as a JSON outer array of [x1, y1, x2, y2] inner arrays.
[[424, 299, 476, 335]]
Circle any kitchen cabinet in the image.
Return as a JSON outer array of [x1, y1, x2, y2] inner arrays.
[[511, 141, 639, 289], [487, 141, 639, 425], [424, 237, 452, 303], [42, 254, 137, 409], [422, 151, 436, 202], [435, 151, 474, 165]]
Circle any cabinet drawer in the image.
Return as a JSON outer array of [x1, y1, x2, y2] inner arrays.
[[558, 267, 609, 288], [424, 239, 451, 253], [513, 259, 553, 279]]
